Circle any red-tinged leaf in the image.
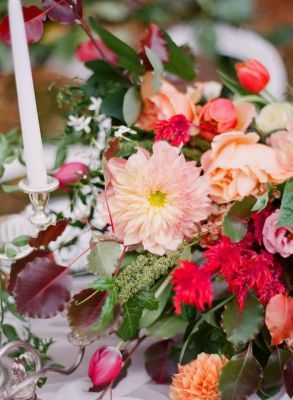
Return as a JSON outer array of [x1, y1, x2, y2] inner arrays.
[[104, 138, 121, 161], [29, 219, 69, 248], [76, 39, 118, 64], [145, 340, 177, 384], [67, 289, 108, 336], [76, 0, 83, 18], [0, 6, 46, 46], [140, 23, 169, 69], [7, 250, 53, 292], [43, 0, 77, 24], [283, 356, 293, 397], [265, 293, 293, 345], [14, 257, 72, 318]]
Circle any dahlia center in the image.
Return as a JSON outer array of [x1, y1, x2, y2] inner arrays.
[[148, 191, 167, 207]]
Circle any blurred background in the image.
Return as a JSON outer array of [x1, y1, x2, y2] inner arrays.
[[0, 0, 292, 213]]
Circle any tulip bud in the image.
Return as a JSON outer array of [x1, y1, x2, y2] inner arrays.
[[236, 59, 270, 93], [54, 162, 88, 191], [88, 346, 123, 388]]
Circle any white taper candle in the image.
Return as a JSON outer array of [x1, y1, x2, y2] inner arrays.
[[8, 0, 47, 188]]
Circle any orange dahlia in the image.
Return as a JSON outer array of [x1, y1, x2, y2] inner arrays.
[[169, 353, 228, 400]]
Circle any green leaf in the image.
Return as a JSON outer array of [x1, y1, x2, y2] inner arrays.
[[219, 349, 263, 400], [92, 287, 118, 332], [90, 276, 116, 291], [261, 348, 291, 391], [252, 185, 273, 212], [222, 196, 256, 242], [145, 46, 163, 93], [88, 241, 122, 277], [179, 246, 192, 261], [2, 324, 20, 341], [146, 315, 188, 340], [89, 18, 143, 74], [140, 278, 172, 328], [163, 32, 196, 82], [180, 318, 204, 362], [12, 235, 31, 247], [55, 145, 67, 168], [1, 184, 18, 193], [101, 89, 126, 121], [5, 247, 17, 259], [218, 70, 251, 97], [123, 86, 142, 127], [277, 178, 293, 227], [118, 291, 158, 341], [222, 294, 264, 349], [0, 164, 4, 178]]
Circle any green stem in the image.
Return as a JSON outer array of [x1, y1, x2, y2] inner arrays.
[[263, 89, 278, 103]]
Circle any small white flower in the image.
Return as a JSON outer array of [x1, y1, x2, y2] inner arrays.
[[88, 97, 102, 115], [114, 125, 137, 138], [256, 102, 293, 135], [202, 81, 223, 100], [68, 115, 92, 134]]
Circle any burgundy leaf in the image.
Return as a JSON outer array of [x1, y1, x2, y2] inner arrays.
[[139, 23, 169, 69], [29, 219, 69, 248], [76, 0, 83, 19], [14, 257, 72, 318], [104, 138, 121, 161], [145, 340, 177, 384], [67, 289, 107, 336], [283, 356, 293, 397], [43, 0, 78, 24], [0, 6, 46, 46], [7, 250, 53, 292], [76, 39, 118, 64]]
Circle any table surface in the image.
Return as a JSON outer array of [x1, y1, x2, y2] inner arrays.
[[25, 277, 290, 400]]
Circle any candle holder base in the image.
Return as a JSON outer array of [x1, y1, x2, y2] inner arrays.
[[18, 178, 59, 230]]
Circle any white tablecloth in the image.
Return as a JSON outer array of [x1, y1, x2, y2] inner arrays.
[[25, 277, 288, 400]]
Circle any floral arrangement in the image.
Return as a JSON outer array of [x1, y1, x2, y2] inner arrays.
[[0, 2, 293, 399]]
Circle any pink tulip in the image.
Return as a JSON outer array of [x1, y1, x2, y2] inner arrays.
[[54, 162, 88, 191], [88, 346, 123, 388], [236, 59, 270, 93]]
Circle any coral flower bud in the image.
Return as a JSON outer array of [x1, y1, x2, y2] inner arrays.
[[54, 162, 88, 191], [236, 59, 270, 93], [88, 346, 123, 388]]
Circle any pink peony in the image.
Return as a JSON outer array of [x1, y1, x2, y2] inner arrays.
[[262, 209, 293, 258], [105, 141, 211, 255]]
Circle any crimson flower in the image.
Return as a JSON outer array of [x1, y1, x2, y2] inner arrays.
[[155, 114, 192, 147], [88, 346, 123, 388], [171, 261, 213, 314], [76, 39, 118, 64], [0, 6, 46, 46], [236, 59, 270, 93]]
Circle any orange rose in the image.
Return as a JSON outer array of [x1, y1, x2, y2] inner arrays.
[[202, 131, 287, 203], [136, 72, 196, 131]]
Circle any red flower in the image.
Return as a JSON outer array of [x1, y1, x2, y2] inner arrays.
[[198, 98, 237, 141], [172, 261, 213, 313], [88, 346, 123, 388], [0, 6, 46, 46], [204, 237, 285, 309], [75, 39, 118, 64], [54, 162, 88, 191], [236, 59, 270, 93], [155, 114, 192, 146]]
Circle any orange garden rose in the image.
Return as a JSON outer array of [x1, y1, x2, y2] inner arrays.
[[170, 353, 228, 400], [136, 72, 196, 131], [202, 131, 287, 203]]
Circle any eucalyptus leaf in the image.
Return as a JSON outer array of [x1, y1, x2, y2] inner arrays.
[[12, 235, 31, 247], [88, 241, 122, 277], [145, 46, 163, 93], [123, 87, 142, 127], [5, 247, 17, 259]]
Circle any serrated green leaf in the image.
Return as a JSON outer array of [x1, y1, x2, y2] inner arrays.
[[222, 294, 264, 349], [90, 276, 116, 291], [222, 196, 256, 242], [92, 287, 118, 332], [277, 178, 293, 227], [163, 32, 196, 82], [88, 241, 122, 277], [89, 18, 143, 74], [219, 349, 263, 400], [146, 315, 187, 340], [145, 46, 163, 93], [123, 86, 142, 127], [12, 235, 31, 247]]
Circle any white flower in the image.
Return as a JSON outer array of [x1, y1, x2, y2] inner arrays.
[[88, 97, 102, 115], [68, 115, 92, 134], [114, 125, 136, 138], [256, 103, 293, 135], [202, 81, 223, 100]]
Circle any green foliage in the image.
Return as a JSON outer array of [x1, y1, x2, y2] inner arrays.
[[145, 47, 163, 92], [222, 294, 264, 349], [222, 196, 256, 242], [252, 185, 273, 212], [117, 291, 158, 341], [219, 348, 263, 400], [88, 241, 122, 277], [0, 129, 23, 180], [146, 315, 187, 340], [92, 286, 118, 332], [277, 178, 293, 227], [12, 235, 31, 247], [123, 87, 142, 127]]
